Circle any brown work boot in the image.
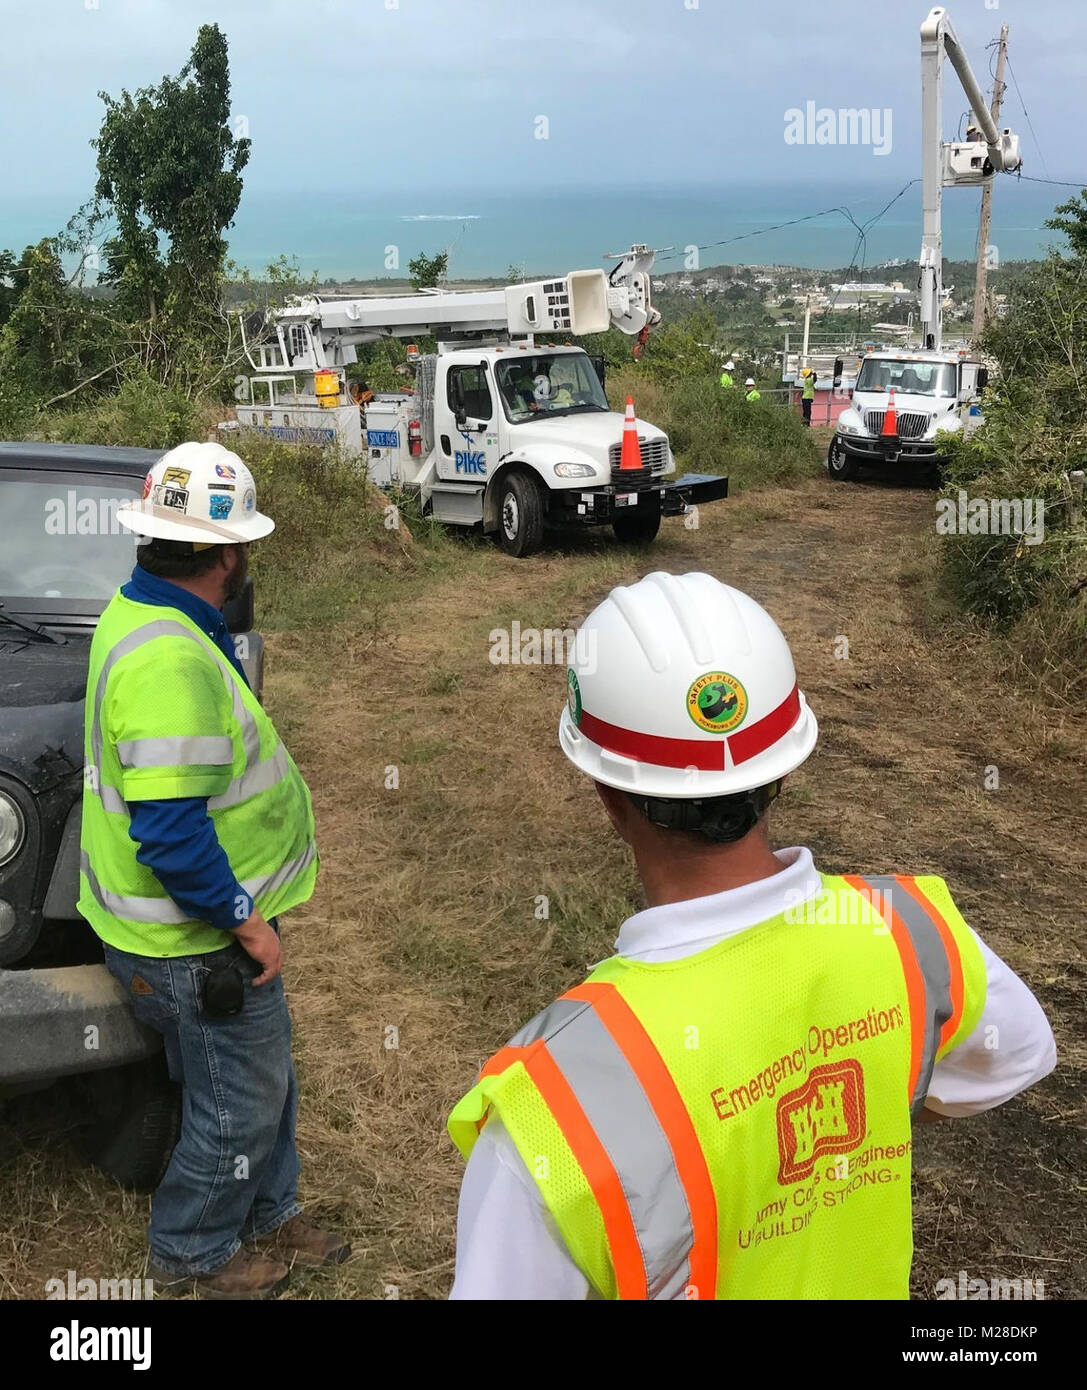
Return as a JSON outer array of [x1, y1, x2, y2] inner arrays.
[[150, 1247, 289, 1301], [253, 1213, 351, 1268]]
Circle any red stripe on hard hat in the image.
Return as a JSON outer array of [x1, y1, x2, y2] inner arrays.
[[578, 684, 801, 771]]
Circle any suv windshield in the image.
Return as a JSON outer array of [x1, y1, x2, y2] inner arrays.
[[856, 359, 958, 397], [0, 474, 141, 608], [496, 354, 608, 422]]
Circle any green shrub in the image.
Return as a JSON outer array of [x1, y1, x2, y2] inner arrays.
[[37, 369, 204, 448]]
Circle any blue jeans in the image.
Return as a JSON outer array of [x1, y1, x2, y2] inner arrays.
[[102, 934, 301, 1275]]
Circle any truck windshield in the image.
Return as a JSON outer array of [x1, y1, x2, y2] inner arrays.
[[496, 354, 608, 422], [0, 475, 141, 608], [856, 359, 958, 397]]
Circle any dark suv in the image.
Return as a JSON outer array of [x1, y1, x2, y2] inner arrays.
[[0, 442, 263, 1188]]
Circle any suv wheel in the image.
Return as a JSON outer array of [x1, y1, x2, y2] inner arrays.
[[73, 1055, 180, 1192]]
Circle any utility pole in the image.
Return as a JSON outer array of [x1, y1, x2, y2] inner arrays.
[[972, 25, 1009, 346]]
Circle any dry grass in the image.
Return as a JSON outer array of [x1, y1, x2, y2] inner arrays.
[[2, 470, 1083, 1299]]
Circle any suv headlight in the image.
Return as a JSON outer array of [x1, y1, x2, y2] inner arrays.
[[838, 420, 859, 436], [554, 463, 597, 478], [0, 792, 25, 866]]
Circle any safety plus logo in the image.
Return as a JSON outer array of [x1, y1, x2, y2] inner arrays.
[[776, 1059, 866, 1184], [686, 671, 747, 734]]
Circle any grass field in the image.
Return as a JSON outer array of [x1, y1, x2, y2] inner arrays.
[[2, 455, 1083, 1300]]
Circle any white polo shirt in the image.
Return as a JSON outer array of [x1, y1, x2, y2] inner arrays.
[[449, 847, 1057, 1301]]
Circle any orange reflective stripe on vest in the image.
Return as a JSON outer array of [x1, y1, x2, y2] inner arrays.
[[895, 876, 966, 1051], [844, 875, 957, 1111], [563, 982, 719, 1299]]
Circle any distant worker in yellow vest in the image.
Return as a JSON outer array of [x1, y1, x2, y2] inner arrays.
[[448, 572, 1055, 1300], [744, 377, 761, 402], [719, 358, 736, 389], [82, 442, 348, 1300], [800, 366, 816, 427]]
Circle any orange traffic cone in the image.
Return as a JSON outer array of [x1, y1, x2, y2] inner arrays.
[[881, 388, 898, 437], [619, 396, 643, 471]]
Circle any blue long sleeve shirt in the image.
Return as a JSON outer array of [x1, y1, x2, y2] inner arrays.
[[120, 565, 253, 932]]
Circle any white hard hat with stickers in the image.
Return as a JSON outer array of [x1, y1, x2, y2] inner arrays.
[[560, 572, 817, 799], [116, 442, 274, 546]]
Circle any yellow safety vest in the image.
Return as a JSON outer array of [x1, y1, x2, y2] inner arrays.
[[79, 593, 318, 956], [449, 873, 986, 1300]]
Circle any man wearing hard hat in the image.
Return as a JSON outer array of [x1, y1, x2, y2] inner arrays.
[[800, 366, 817, 426], [448, 572, 1055, 1299], [719, 359, 736, 390], [79, 441, 348, 1299], [744, 377, 761, 402]]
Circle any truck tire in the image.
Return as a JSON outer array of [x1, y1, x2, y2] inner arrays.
[[496, 471, 545, 558], [827, 436, 860, 482], [73, 1055, 180, 1192], [612, 508, 662, 545]]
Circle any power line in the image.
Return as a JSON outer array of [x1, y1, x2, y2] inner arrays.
[[1005, 57, 1050, 179], [1015, 174, 1087, 189]]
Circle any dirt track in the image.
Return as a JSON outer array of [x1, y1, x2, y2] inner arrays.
[[2, 468, 1084, 1299]]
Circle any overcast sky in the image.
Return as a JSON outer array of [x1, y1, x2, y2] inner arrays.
[[0, 0, 1082, 202]]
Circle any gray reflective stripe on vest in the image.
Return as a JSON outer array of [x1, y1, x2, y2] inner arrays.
[[543, 1007, 694, 1300], [240, 841, 317, 902], [510, 997, 589, 1048], [81, 838, 317, 925], [80, 849, 191, 925], [89, 618, 262, 813], [858, 875, 952, 1112], [116, 735, 234, 769], [208, 744, 292, 810]]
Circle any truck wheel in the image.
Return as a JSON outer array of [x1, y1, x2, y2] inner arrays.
[[73, 1055, 180, 1192], [612, 508, 661, 545], [827, 436, 860, 482], [496, 472, 545, 558]]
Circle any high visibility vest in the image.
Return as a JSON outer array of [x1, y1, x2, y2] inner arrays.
[[78, 593, 318, 956], [802, 377, 816, 400], [449, 874, 986, 1300], [719, 373, 734, 389], [746, 389, 761, 402]]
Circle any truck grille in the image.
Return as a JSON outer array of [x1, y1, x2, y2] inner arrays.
[[609, 435, 670, 475], [862, 409, 930, 441]]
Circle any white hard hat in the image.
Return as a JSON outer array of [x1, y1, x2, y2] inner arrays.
[[117, 442, 274, 545], [559, 572, 817, 798], [724, 360, 735, 370], [745, 378, 756, 387]]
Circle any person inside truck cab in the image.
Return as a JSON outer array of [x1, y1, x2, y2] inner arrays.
[[502, 366, 541, 419]]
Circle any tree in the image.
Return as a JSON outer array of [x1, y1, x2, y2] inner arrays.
[[1045, 189, 1087, 261], [94, 24, 250, 331], [408, 251, 449, 289]]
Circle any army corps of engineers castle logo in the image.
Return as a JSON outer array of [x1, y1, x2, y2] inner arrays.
[[776, 1059, 866, 1184]]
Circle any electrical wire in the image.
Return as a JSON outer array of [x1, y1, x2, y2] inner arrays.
[[1005, 57, 1050, 179]]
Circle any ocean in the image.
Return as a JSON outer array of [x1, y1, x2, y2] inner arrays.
[[1, 178, 1070, 281]]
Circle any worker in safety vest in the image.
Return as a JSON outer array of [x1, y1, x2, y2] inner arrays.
[[744, 377, 761, 402], [81, 442, 348, 1299], [719, 358, 736, 390], [800, 367, 816, 427], [448, 572, 1055, 1300]]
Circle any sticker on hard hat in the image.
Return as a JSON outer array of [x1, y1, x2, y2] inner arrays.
[[243, 487, 255, 513], [687, 672, 748, 734], [162, 467, 191, 488], [160, 487, 189, 511], [567, 669, 582, 725], [215, 464, 236, 479], [208, 493, 234, 520], [142, 472, 153, 500]]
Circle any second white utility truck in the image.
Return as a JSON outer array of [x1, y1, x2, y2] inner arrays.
[[231, 246, 727, 556], [828, 6, 1018, 482]]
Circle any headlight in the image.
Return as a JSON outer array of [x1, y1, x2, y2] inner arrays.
[[837, 421, 859, 436], [0, 792, 24, 866], [554, 463, 597, 478]]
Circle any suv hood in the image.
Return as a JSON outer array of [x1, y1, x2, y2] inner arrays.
[[0, 636, 89, 793]]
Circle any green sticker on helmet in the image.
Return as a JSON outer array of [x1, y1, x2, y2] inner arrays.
[[567, 669, 582, 726], [687, 671, 748, 733]]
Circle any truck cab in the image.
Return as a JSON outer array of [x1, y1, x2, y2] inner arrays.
[[359, 343, 726, 556], [827, 349, 988, 482]]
